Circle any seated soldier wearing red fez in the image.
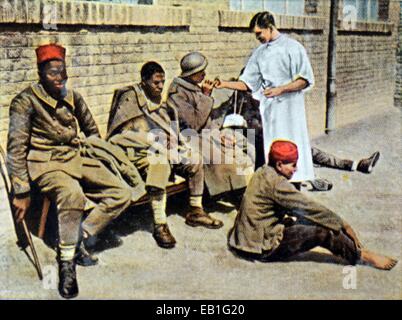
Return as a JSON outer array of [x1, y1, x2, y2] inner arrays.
[[228, 140, 397, 270], [7, 44, 132, 299]]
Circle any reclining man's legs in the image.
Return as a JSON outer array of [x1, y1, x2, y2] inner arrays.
[[265, 223, 359, 265], [312, 147, 380, 174], [311, 147, 354, 171], [264, 222, 397, 270]]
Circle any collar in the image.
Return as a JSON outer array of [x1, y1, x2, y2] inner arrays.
[[31, 83, 75, 109], [266, 33, 284, 47], [173, 77, 202, 92], [134, 83, 163, 112]]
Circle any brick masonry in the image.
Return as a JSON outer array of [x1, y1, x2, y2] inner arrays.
[[0, 0, 400, 151]]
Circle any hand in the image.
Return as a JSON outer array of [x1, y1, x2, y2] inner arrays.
[[220, 134, 236, 148], [202, 80, 214, 96], [343, 223, 363, 250], [263, 87, 284, 98], [13, 196, 31, 223], [213, 77, 224, 89]]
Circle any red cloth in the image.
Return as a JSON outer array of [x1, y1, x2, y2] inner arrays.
[[36, 44, 65, 64], [269, 140, 299, 163]]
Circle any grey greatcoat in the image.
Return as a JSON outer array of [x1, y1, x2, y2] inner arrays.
[[106, 84, 204, 196], [7, 83, 132, 243], [167, 77, 255, 196], [228, 165, 345, 255]]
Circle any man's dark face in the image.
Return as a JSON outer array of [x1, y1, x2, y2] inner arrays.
[[143, 72, 165, 99], [39, 60, 68, 99]]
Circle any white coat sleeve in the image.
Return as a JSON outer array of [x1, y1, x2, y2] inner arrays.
[[289, 42, 315, 92], [239, 48, 263, 94]]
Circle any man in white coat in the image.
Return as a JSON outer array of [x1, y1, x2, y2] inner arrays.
[[215, 11, 315, 184]]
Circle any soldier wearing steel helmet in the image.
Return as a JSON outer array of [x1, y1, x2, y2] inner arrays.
[[167, 52, 255, 201]]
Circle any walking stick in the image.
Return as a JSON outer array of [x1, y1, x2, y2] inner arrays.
[[21, 219, 43, 280], [0, 146, 43, 280]]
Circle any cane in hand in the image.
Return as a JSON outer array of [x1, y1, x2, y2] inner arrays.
[[0, 146, 43, 280]]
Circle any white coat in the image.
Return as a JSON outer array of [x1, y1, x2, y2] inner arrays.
[[240, 34, 315, 182]]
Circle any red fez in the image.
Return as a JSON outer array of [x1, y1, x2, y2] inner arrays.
[[269, 140, 299, 164], [36, 44, 66, 64]]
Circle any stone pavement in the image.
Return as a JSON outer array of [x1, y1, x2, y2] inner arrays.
[[0, 107, 401, 300]]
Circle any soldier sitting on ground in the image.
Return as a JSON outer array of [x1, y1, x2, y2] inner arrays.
[[228, 139, 397, 270]]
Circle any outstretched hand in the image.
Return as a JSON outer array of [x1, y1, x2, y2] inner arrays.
[[213, 77, 224, 89], [202, 79, 215, 96]]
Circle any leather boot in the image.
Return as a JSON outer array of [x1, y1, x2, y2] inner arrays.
[[84, 230, 123, 251], [185, 207, 223, 229], [309, 178, 333, 191], [58, 259, 79, 299], [357, 151, 380, 173], [153, 224, 176, 249], [75, 242, 98, 267]]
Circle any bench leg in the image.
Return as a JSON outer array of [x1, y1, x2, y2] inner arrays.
[[38, 197, 50, 239]]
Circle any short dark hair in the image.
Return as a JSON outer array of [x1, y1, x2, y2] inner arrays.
[[249, 11, 276, 31], [141, 61, 165, 81], [268, 157, 277, 168]]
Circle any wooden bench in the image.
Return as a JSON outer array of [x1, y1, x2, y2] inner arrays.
[[0, 145, 187, 280]]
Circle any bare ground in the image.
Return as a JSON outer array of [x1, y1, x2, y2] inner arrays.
[[0, 107, 401, 300]]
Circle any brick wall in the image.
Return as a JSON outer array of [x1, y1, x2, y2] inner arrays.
[[395, 0, 402, 108], [0, 0, 399, 151], [158, 0, 230, 9], [336, 33, 397, 126]]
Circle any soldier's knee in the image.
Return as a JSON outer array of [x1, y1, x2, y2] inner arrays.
[[193, 163, 203, 175], [183, 162, 203, 178], [57, 183, 86, 210], [316, 226, 330, 243], [116, 185, 132, 206]]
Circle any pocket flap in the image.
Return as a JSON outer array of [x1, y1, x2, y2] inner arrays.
[[82, 157, 101, 167], [27, 150, 52, 162]]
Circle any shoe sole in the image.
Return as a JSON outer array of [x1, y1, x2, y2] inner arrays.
[[185, 220, 224, 229], [368, 152, 380, 172], [310, 179, 333, 192], [156, 242, 176, 249], [76, 260, 99, 267], [59, 290, 79, 299], [153, 236, 176, 249]]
